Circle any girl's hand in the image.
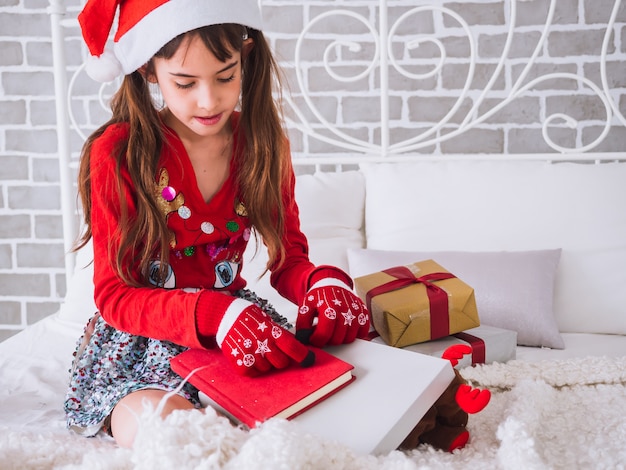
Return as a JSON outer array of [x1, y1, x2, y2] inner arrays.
[[296, 269, 370, 347], [216, 299, 315, 376]]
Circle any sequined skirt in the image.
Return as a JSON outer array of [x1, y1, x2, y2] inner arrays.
[[64, 289, 290, 437]]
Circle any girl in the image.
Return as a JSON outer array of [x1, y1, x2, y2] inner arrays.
[[65, 0, 370, 448]]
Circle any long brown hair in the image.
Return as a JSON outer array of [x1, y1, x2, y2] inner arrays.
[[76, 24, 288, 286]]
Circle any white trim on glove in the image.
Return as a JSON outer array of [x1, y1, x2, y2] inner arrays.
[[309, 277, 352, 291], [216, 298, 250, 347]]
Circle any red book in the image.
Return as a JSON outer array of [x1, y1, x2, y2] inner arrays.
[[170, 347, 355, 429]]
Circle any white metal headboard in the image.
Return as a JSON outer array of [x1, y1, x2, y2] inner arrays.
[[284, 1, 625, 156], [49, 0, 626, 282]]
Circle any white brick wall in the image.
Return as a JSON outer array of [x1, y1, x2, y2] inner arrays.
[[1, 0, 625, 340]]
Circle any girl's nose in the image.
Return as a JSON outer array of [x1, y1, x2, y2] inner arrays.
[[197, 83, 217, 110]]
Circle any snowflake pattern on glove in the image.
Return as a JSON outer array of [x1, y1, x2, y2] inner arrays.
[[324, 307, 337, 320], [255, 339, 271, 356], [241, 354, 255, 368], [342, 309, 356, 326], [221, 307, 295, 373], [296, 281, 370, 347]]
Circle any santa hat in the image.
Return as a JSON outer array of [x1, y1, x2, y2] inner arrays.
[[78, 0, 264, 82]]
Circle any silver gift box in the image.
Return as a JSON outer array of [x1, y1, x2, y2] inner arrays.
[[370, 324, 517, 368]]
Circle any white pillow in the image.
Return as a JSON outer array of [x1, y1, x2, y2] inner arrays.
[[295, 170, 365, 270], [348, 248, 563, 348], [243, 170, 367, 321], [360, 160, 626, 337], [58, 240, 97, 326]]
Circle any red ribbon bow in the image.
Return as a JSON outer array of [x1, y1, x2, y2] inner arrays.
[[365, 265, 455, 340]]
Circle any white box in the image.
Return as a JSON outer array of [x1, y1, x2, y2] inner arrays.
[[292, 339, 455, 455]]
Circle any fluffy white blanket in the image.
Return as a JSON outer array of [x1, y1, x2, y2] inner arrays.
[[3, 356, 625, 470]]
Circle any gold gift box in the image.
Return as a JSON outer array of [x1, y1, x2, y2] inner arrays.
[[355, 259, 480, 347]]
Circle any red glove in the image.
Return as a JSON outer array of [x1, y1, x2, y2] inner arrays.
[[296, 268, 370, 347], [213, 298, 315, 376]]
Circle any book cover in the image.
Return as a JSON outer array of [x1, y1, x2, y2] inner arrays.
[[170, 346, 355, 429]]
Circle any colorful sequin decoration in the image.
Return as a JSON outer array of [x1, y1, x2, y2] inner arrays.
[[201, 222, 215, 234], [235, 200, 248, 217], [155, 169, 185, 217], [226, 221, 240, 232], [178, 206, 192, 220], [162, 186, 176, 202], [154, 168, 185, 248]]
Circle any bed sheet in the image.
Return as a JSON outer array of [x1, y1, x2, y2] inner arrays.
[[0, 315, 82, 433], [1, 313, 625, 439], [515, 331, 626, 361]]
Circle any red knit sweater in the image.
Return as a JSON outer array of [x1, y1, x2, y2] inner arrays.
[[89, 117, 322, 349]]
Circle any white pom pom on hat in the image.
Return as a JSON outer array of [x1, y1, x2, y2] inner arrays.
[[78, 0, 264, 83], [85, 49, 123, 83]]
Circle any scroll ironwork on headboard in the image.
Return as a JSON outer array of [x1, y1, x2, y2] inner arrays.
[[53, 0, 625, 156], [282, 0, 625, 156], [49, 0, 625, 280]]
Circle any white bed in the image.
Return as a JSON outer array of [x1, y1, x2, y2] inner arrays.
[[2, 1, 626, 468]]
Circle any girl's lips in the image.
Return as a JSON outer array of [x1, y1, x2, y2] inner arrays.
[[195, 113, 222, 126]]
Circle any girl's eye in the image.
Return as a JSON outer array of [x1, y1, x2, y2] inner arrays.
[[218, 75, 236, 83], [175, 82, 194, 90]]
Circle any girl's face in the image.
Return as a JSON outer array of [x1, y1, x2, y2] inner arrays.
[[149, 34, 242, 141]]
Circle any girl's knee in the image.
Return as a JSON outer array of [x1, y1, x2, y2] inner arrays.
[[110, 389, 194, 448]]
